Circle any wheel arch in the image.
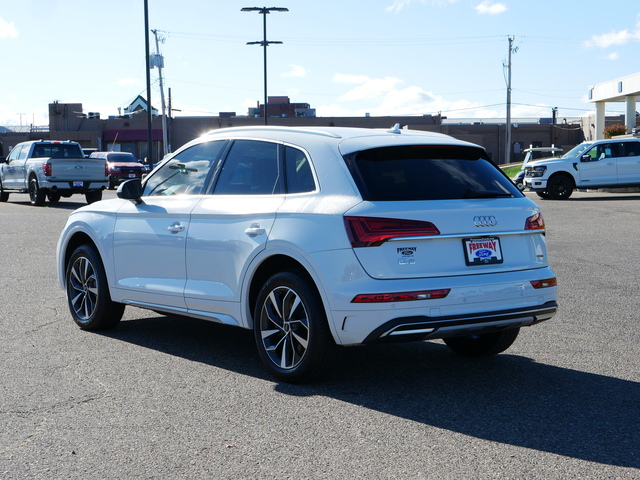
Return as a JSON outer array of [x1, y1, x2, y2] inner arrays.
[[246, 254, 326, 331], [60, 232, 98, 283], [548, 170, 576, 187]]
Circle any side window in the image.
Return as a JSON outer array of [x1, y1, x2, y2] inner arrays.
[[620, 142, 640, 157], [587, 143, 615, 161], [143, 140, 225, 196], [214, 140, 282, 195], [6, 145, 23, 163], [18, 145, 30, 160], [284, 146, 315, 194]]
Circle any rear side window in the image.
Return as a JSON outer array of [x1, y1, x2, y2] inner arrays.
[[345, 145, 519, 201], [284, 146, 315, 193]]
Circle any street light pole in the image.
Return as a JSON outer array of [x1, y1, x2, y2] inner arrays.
[[242, 7, 288, 125]]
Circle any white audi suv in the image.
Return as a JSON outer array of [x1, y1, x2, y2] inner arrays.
[[57, 125, 557, 382]]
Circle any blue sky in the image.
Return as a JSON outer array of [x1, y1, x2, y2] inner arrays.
[[1, 0, 639, 126]]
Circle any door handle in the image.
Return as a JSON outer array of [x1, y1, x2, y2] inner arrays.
[[245, 224, 265, 236], [167, 223, 185, 233]]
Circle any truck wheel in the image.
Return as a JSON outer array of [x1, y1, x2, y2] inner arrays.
[[85, 190, 102, 204], [444, 328, 520, 357], [0, 181, 8, 202], [47, 192, 61, 203], [536, 191, 550, 199], [253, 270, 337, 383], [28, 177, 46, 206], [546, 174, 574, 200], [65, 244, 124, 330]]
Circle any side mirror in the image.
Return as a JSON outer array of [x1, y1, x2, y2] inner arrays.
[[117, 178, 144, 204], [580, 154, 591, 162]]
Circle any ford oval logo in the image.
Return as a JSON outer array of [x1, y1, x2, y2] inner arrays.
[[473, 215, 497, 227], [476, 249, 493, 258]]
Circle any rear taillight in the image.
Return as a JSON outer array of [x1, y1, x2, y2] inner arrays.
[[43, 161, 52, 177], [525, 212, 545, 230], [105, 161, 109, 177], [352, 289, 450, 303], [531, 278, 557, 289], [344, 216, 440, 248]]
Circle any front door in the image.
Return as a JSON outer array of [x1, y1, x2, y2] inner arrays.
[[577, 142, 618, 186]]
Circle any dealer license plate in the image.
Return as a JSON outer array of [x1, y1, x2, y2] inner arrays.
[[463, 237, 503, 266], [73, 181, 84, 188], [128, 173, 137, 178]]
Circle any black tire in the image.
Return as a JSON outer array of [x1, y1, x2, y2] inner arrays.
[[444, 328, 520, 357], [28, 177, 46, 206], [546, 174, 574, 200], [108, 176, 116, 190], [536, 191, 550, 199], [65, 245, 124, 330], [85, 190, 103, 204], [253, 270, 337, 383], [0, 181, 8, 202], [47, 192, 61, 203]]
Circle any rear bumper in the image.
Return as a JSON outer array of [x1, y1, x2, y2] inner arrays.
[[42, 180, 108, 191], [362, 301, 557, 343]]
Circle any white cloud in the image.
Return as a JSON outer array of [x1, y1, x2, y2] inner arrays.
[[281, 65, 308, 78], [475, 1, 507, 15], [584, 18, 640, 48], [584, 29, 640, 48], [0, 17, 18, 38], [386, 0, 458, 14], [606, 52, 620, 60], [319, 74, 492, 118]]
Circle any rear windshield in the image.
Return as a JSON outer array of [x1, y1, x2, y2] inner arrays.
[[32, 143, 83, 159], [344, 145, 520, 201]]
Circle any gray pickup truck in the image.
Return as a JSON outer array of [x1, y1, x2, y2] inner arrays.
[[0, 140, 108, 206]]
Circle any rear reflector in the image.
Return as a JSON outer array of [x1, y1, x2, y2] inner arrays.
[[344, 216, 440, 248], [525, 212, 545, 230], [530, 278, 557, 289], [352, 289, 450, 303]]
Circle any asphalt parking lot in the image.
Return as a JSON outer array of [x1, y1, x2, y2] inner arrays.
[[1, 189, 639, 479]]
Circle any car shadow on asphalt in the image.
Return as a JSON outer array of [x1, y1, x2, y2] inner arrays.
[[101, 313, 640, 469], [4, 199, 87, 210]]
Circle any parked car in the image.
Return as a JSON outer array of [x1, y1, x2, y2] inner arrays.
[[0, 140, 107, 205], [524, 137, 640, 199], [513, 145, 563, 191], [57, 126, 557, 382], [89, 151, 145, 189]]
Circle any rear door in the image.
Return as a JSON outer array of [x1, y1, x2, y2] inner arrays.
[[616, 141, 640, 184], [184, 140, 285, 314]]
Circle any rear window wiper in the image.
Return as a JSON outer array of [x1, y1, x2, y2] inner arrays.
[[464, 189, 512, 198]]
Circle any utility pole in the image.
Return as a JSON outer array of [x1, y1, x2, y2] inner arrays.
[[144, 0, 154, 167], [242, 7, 288, 125], [504, 36, 516, 165], [151, 29, 169, 157]]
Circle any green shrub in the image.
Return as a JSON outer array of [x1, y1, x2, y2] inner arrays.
[[604, 124, 628, 138]]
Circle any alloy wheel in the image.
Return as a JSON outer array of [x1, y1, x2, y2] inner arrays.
[[258, 286, 310, 370]]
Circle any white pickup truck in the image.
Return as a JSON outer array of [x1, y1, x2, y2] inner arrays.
[[0, 140, 108, 206], [523, 137, 640, 199]]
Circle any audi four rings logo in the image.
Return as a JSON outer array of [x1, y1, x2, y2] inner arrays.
[[473, 216, 497, 227]]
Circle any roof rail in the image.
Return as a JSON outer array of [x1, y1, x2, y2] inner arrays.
[[204, 125, 342, 139]]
